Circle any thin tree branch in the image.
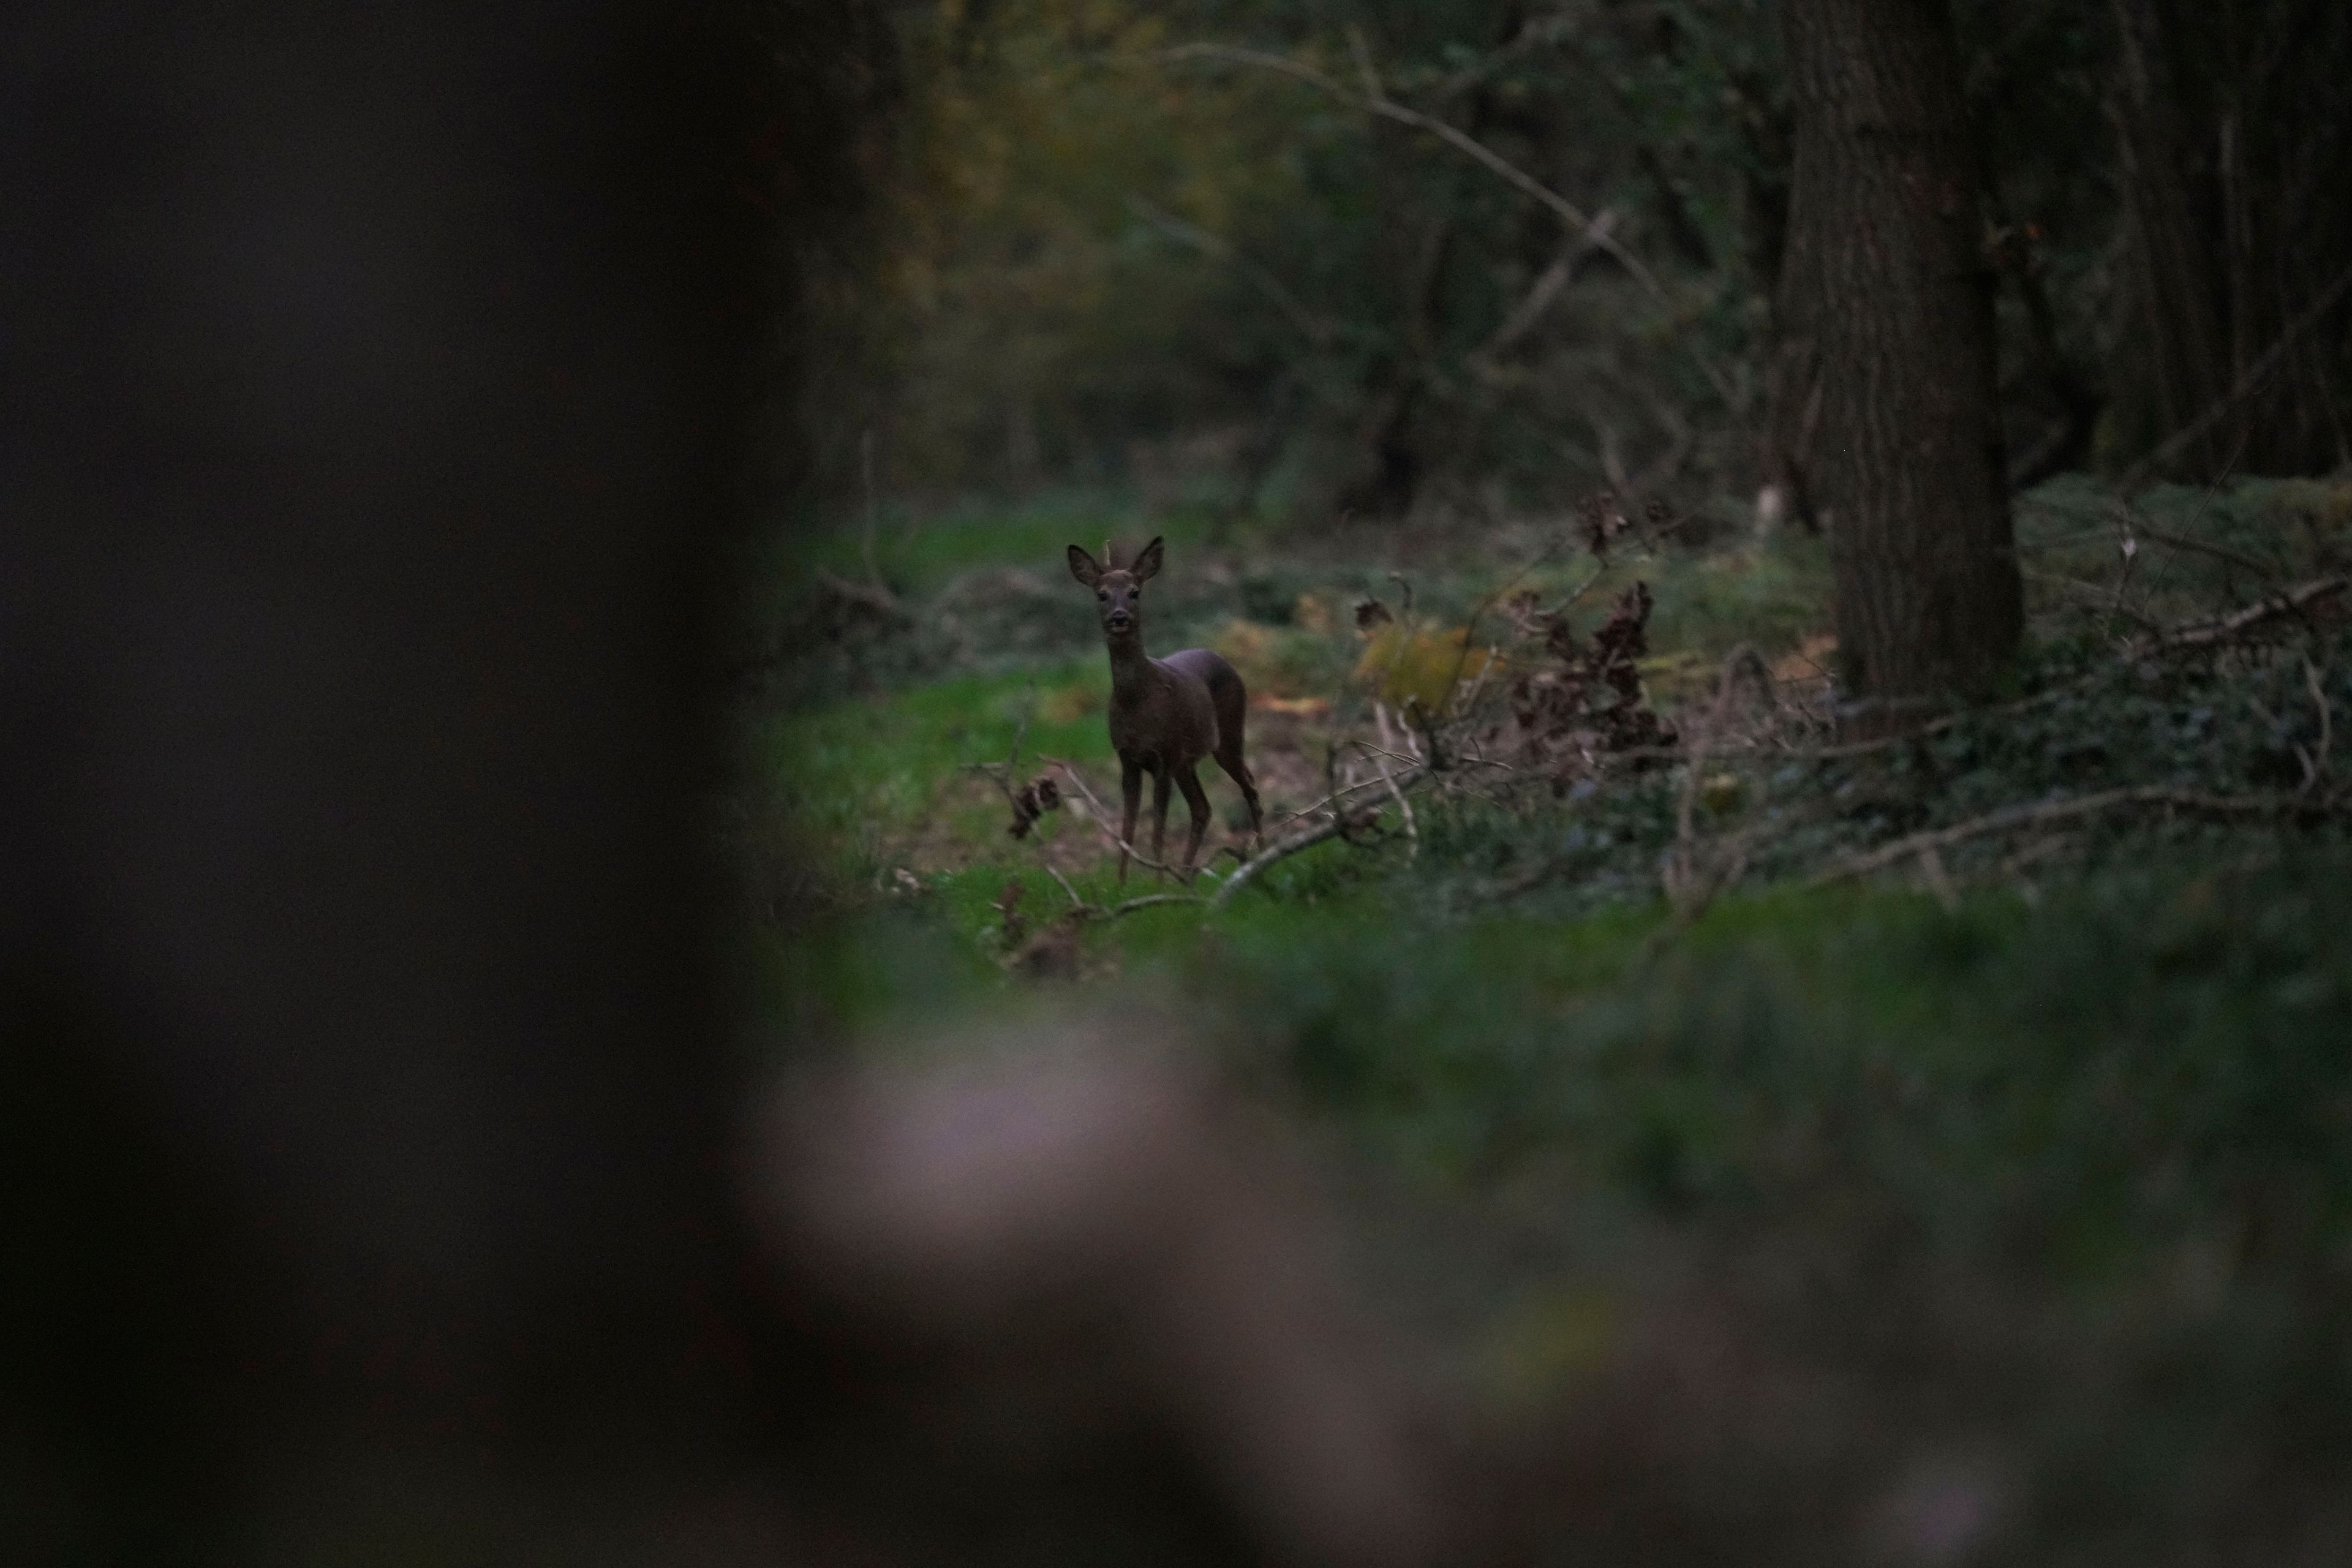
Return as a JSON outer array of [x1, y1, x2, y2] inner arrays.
[[1125, 195, 1336, 347], [1812, 787, 2329, 886], [1162, 39, 1738, 408], [2121, 257, 2352, 492], [1208, 766, 1430, 911], [1371, 745, 1417, 860], [2149, 576, 2348, 650]]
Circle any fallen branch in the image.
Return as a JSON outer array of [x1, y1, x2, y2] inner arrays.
[[1106, 893, 1201, 918], [1209, 766, 1428, 911], [1811, 787, 2328, 888], [2149, 577, 2348, 650]]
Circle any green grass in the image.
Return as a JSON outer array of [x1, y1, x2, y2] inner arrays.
[[742, 478, 2352, 1553], [762, 659, 1115, 869], [767, 831, 2352, 1289]]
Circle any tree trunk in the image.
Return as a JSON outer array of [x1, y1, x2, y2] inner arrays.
[[1777, 0, 2021, 714]]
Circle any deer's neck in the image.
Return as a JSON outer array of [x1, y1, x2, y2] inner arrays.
[[1104, 630, 1154, 693]]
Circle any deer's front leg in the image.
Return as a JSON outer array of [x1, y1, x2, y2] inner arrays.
[[1118, 754, 1143, 885], [1150, 768, 1173, 881], [1174, 766, 1212, 883]]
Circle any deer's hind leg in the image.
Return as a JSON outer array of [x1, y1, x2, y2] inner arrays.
[[1212, 731, 1264, 851], [1174, 764, 1213, 882]]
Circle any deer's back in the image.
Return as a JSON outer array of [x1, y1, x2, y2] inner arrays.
[[1158, 649, 1248, 748], [1109, 650, 1231, 766]]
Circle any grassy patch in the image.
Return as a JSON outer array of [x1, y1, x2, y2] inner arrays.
[[742, 478, 2352, 1551], [761, 660, 1113, 873]]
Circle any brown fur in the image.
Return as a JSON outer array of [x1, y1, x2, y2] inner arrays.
[[1067, 538, 1264, 881]]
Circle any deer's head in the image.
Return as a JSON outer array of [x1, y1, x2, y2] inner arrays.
[[1067, 536, 1163, 643]]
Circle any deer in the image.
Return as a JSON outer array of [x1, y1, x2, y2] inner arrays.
[[1068, 536, 1264, 883]]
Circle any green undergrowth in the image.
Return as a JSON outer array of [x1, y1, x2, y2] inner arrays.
[[752, 470, 2352, 1226], [760, 660, 1115, 875], [771, 843, 2352, 1286], [756, 472, 2352, 981], [758, 483, 1836, 708], [742, 475, 2352, 1549]]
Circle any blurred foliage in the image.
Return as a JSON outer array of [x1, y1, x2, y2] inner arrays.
[[830, 0, 2351, 527], [852, 0, 1791, 517]]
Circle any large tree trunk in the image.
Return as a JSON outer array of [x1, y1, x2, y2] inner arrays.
[[1777, 0, 2021, 715]]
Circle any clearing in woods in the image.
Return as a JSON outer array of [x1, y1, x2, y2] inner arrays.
[[744, 475, 2352, 1550]]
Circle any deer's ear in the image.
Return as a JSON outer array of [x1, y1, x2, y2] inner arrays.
[[1067, 545, 1102, 587], [1131, 535, 1165, 583]]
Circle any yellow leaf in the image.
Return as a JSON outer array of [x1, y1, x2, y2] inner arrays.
[[1352, 625, 1498, 717]]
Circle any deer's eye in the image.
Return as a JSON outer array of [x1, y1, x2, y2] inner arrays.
[[1097, 590, 1108, 601]]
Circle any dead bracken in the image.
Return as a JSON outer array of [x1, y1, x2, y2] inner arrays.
[[1499, 580, 1677, 786]]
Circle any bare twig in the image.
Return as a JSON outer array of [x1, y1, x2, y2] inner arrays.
[[1467, 216, 1613, 366], [1812, 788, 2327, 887], [1350, 739, 1446, 770], [1162, 39, 1736, 408], [1126, 194, 1335, 347], [963, 692, 1038, 817], [2111, 511, 2281, 584], [1371, 745, 1417, 861], [1433, 533, 1574, 722], [1006, 699, 1032, 780], [1272, 770, 1404, 831], [1107, 893, 1202, 918], [1023, 884, 1202, 926], [2305, 657, 2334, 796], [1457, 643, 1506, 717], [1915, 845, 1961, 913], [2021, 564, 2164, 633], [1046, 864, 1085, 910], [960, 760, 1017, 804], [1657, 651, 1756, 924], [2121, 257, 2352, 492]]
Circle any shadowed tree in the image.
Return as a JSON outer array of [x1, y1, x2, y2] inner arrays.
[[2102, 0, 2352, 481], [1776, 0, 2022, 718]]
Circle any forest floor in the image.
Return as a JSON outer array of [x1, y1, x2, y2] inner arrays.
[[737, 475, 2352, 1561]]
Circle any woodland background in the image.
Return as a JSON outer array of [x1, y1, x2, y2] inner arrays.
[[783, 0, 2352, 529], [750, 2, 2352, 1561]]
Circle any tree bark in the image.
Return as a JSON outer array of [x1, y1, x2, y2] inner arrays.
[[1777, 0, 2022, 713]]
